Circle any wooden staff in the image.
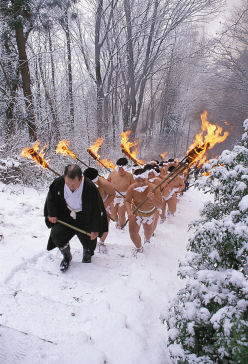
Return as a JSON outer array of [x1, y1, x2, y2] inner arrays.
[[57, 219, 91, 237], [46, 166, 61, 176], [75, 156, 89, 168]]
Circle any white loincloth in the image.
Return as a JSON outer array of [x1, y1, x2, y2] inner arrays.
[[113, 191, 126, 207]]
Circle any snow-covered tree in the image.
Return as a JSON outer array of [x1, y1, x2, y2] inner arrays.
[[166, 120, 248, 363]]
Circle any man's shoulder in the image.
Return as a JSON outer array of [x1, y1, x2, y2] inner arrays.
[[98, 176, 108, 187], [109, 170, 117, 177], [98, 176, 106, 184], [126, 171, 133, 177]]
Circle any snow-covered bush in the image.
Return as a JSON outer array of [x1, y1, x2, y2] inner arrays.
[[0, 154, 49, 186], [166, 120, 248, 363]]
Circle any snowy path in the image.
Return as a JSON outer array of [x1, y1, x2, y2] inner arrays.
[[0, 182, 211, 364]]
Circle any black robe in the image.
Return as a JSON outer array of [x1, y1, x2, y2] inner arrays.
[[44, 176, 108, 251]]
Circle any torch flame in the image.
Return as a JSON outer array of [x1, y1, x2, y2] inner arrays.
[[120, 130, 145, 165], [87, 137, 104, 160], [21, 142, 49, 169], [99, 159, 116, 170], [160, 151, 167, 160], [187, 110, 229, 167], [56, 139, 77, 159], [87, 137, 116, 169]]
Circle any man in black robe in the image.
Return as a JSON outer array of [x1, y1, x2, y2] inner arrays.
[[44, 164, 108, 272]]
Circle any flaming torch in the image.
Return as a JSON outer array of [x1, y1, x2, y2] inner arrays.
[[186, 110, 229, 168], [99, 159, 116, 170], [121, 110, 229, 228], [87, 137, 116, 173], [120, 131, 145, 165], [56, 139, 89, 168], [160, 151, 167, 160], [87, 137, 103, 161], [21, 142, 60, 176]]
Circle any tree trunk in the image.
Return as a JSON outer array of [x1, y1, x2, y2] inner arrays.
[[64, 10, 74, 132], [38, 55, 60, 141], [1, 34, 19, 137], [124, 0, 136, 132], [95, 0, 104, 137], [15, 23, 37, 141], [131, 0, 159, 137], [48, 28, 56, 100]]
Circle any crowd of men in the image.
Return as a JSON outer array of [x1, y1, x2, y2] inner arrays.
[[44, 157, 188, 272]]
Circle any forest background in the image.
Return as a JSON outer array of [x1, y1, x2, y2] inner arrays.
[[0, 0, 247, 183]]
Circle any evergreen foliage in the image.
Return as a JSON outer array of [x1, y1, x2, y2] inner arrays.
[[166, 120, 248, 363]]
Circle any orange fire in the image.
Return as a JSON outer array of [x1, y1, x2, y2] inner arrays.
[[160, 151, 167, 160], [56, 139, 77, 159], [187, 110, 229, 167], [87, 137, 116, 169], [120, 130, 145, 165], [21, 142, 49, 168], [99, 159, 116, 170], [87, 137, 104, 160]]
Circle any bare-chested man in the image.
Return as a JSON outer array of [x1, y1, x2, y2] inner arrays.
[[160, 165, 185, 219], [84, 167, 115, 253], [159, 161, 168, 177], [107, 157, 134, 228], [125, 168, 162, 255], [143, 164, 163, 235], [158, 159, 178, 222]]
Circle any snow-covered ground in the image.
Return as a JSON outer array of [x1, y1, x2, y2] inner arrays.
[[0, 181, 211, 364]]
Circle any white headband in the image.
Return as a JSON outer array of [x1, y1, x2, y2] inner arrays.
[[132, 165, 140, 171], [116, 165, 129, 172], [133, 170, 149, 180], [92, 176, 99, 183]]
